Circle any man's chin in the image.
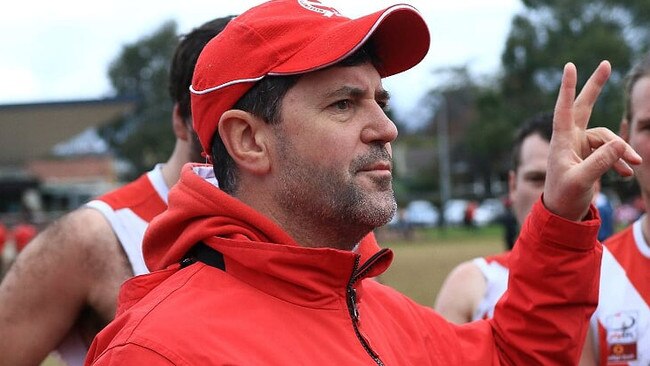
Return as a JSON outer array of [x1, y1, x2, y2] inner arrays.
[[356, 175, 392, 193], [360, 199, 396, 228]]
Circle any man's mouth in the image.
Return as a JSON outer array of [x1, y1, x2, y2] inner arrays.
[[359, 161, 392, 173]]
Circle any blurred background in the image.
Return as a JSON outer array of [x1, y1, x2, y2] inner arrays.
[[3, 1, 649, 364], [1, 0, 649, 334]]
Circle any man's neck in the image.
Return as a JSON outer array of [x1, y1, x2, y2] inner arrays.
[[160, 143, 190, 189], [641, 214, 650, 248], [640, 192, 650, 248]]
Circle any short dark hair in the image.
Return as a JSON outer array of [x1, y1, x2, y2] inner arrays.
[[211, 42, 381, 194], [624, 51, 650, 123], [511, 111, 553, 172], [169, 16, 235, 121]]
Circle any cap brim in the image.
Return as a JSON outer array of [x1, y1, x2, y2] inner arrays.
[[271, 4, 430, 77]]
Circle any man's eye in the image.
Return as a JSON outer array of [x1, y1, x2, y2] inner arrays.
[[333, 100, 351, 110], [525, 175, 546, 185]]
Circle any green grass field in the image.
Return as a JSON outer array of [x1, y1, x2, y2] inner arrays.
[[41, 225, 504, 365], [376, 224, 504, 306]]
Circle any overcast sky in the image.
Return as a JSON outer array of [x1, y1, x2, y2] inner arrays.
[[0, 0, 522, 119]]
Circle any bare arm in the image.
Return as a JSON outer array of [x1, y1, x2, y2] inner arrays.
[[0, 208, 129, 366], [579, 327, 597, 366], [434, 261, 486, 324]]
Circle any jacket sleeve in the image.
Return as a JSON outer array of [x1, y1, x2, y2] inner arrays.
[[488, 197, 602, 365]]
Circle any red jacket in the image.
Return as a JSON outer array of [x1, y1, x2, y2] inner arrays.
[[86, 164, 602, 365]]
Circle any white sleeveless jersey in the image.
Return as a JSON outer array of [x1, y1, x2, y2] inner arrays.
[[54, 165, 169, 366], [85, 165, 169, 275], [471, 252, 510, 321], [590, 217, 650, 366]]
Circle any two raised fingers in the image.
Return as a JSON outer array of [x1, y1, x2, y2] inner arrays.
[[554, 61, 612, 133]]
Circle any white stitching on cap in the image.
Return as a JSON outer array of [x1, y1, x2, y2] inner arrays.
[[189, 75, 266, 95], [189, 4, 421, 94]]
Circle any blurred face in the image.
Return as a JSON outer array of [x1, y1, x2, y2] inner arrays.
[[271, 62, 398, 244], [509, 133, 550, 224], [627, 76, 650, 195]]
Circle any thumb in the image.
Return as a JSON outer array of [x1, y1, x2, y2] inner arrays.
[[583, 138, 632, 179]]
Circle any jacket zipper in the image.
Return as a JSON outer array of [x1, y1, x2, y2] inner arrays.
[[347, 251, 389, 366]]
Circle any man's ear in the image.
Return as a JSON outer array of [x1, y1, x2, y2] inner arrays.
[[172, 103, 191, 141], [619, 116, 630, 142], [218, 110, 271, 175], [508, 170, 517, 201]]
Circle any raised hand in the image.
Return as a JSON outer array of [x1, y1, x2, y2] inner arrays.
[[543, 61, 642, 221]]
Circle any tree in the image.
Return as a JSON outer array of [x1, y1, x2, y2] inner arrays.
[[500, 1, 635, 132], [99, 21, 179, 179], [424, 67, 513, 198], [408, 0, 647, 202], [497, 0, 650, 200]]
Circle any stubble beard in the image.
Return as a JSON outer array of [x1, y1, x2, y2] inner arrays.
[[274, 137, 396, 245]]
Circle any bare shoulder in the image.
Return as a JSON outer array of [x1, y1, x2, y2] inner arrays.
[[64, 208, 124, 261], [434, 260, 487, 324], [15, 208, 122, 270], [1, 207, 132, 299], [443, 261, 485, 286], [54, 207, 118, 251], [5, 209, 103, 273]]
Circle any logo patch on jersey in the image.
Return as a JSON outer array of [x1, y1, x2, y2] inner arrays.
[[297, 0, 342, 18], [605, 311, 639, 362]]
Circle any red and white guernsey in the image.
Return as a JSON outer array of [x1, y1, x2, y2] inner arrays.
[[55, 165, 169, 366], [471, 252, 511, 321], [590, 217, 650, 366], [85, 165, 169, 275]]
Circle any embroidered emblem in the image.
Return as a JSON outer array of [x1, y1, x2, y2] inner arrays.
[[297, 0, 342, 18], [605, 311, 639, 362]]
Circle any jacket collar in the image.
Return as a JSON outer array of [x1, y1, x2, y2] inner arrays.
[[140, 164, 392, 306]]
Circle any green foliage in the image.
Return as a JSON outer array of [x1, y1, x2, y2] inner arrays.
[[420, 67, 511, 197], [489, 0, 650, 201], [98, 21, 179, 179], [501, 2, 633, 131], [466, 88, 513, 172]]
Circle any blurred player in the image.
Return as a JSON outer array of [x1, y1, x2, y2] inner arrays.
[[0, 16, 234, 366]]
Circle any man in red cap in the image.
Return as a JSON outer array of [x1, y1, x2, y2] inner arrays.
[[85, 1, 641, 365], [0, 17, 233, 366]]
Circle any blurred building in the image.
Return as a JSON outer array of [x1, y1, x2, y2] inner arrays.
[[0, 98, 136, 224]]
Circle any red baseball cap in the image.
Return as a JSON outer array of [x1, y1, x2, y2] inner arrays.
[[191, 0, 431, 155]]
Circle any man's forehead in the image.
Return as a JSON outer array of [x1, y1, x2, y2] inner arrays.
[[630, 77, 650, 119], [519, 135, 550, 162], [521, 133, 550, 150], [630, 105, 650, 125], [296, 64, 385, 93]]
